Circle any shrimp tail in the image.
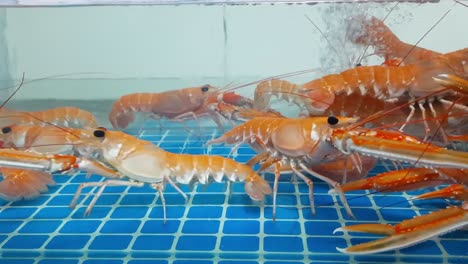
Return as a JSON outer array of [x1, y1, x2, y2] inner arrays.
[[0, 168, 55, 201], [245, 173, 272, 201]]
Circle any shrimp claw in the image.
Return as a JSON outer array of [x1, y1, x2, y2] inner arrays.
[[334, 205, 468, 254], [433, 73, 468, 95]]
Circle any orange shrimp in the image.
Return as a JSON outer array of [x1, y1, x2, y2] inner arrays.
[[66, 128, 272, 221], [108, 84, 218, 129], [208, 116, 468, 220], [256, 49, 468, 112], [0, 107, 97, 201], [254, 50, 468, 141], [349, 16, 442, 65], [0, 106, 98, 128], [0, 147, 118, 202], [0, 125, 117, 201]]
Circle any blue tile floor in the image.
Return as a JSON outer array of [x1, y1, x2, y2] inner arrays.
[[0, 126, 466, 263]]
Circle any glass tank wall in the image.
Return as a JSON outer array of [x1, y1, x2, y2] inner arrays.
[[0, 1, 466, 264]]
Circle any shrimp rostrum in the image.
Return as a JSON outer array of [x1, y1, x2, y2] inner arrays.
[[208, 116, 468, 220], [69, 128, 272, 221]]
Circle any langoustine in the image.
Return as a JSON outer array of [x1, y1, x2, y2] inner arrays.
[[208, 116, 468, 220], [66, 128, 272, 221], [0, 125, 116, 201], [108, 84, 272, 132], [253, 49, 468, 143], [0, 146, 119, 201]]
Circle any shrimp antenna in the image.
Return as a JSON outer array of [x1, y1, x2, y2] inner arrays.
[[219, 80, 239, 93], [398, 4, 454, 66], [455, 0, 468, 8], [222, 68, 324, 93], [0, 73, 81, 139], [304, 14, 352, 68], [355, 2, 399, 66], [0, 72, 25, 109], [0, 72, 109, 92], [21, 112, 81, 139]]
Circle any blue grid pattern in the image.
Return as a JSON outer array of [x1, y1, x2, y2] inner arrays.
[[0, 126, 466, 264]]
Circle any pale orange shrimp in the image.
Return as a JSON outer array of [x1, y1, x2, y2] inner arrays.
[[0, 147, 119, 202], [67, 128, 272, 221], [208, 116, 468, 220], [0, 107, 98, 128], [0, 75, 105, 201], [108, 84, 218, 129], [0, 125, 118, 201]]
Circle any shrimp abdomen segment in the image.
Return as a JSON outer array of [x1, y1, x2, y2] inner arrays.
[[303, 66, 413, 101], [254, 79, 300, 110], [208, 117, 283, 146], [30, 107, 98, 128], [167, 153, 272, 201]]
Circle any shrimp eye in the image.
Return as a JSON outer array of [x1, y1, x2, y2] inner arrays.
[[327, 116, 339, 125], [355, 63, 362, 67], [201, 85, 210, 92], [1, 127, 11, 134], [93, 130, 106, 138]]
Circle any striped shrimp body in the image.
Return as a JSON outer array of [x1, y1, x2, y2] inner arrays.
[[301, 53, 467, 113], [70, 129, 272, 220], [0, 107, 98, 129], [255, 51, 468, 141], [209, 116, 468, 219], [109, 84, 218, 129], [253, 61, 447, 114]]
